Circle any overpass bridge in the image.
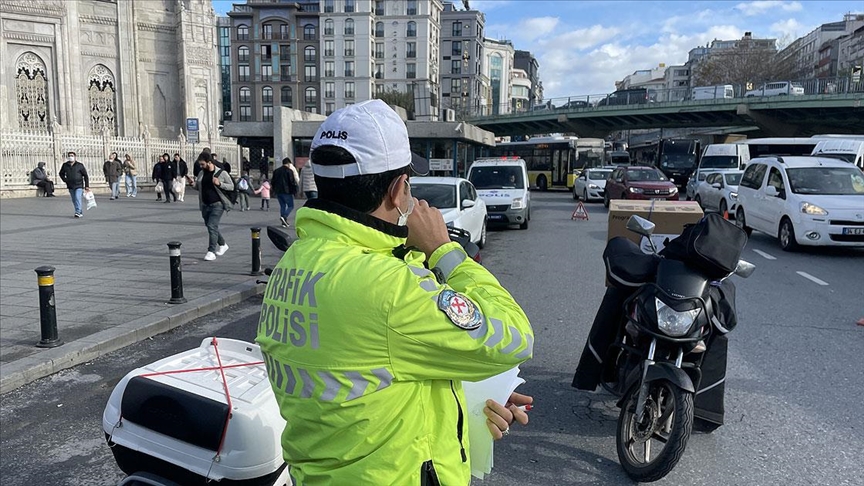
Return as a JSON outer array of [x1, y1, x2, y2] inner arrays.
[[467, 94, 864, 138]]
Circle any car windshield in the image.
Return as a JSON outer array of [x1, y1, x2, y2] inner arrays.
[[815, 153, 857, 164], [786, 168, 864, 195], [627, 169, 667, 181], [610, 155, 630, 165], [588, 169, 612, 180], [723, 173, 743, 185], [410, 183, 457, 208], [469, 166, 525, 189], [700, 155, 738, 169]]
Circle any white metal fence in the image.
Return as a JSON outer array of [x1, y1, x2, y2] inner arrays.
[[0, 128, 239, 194]]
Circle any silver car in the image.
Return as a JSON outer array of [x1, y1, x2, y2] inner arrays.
[[573, 168, 612, 201], [694, 171, 743, 217]]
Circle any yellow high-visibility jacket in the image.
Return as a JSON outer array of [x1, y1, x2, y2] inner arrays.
[[257, 200, 534, 485]]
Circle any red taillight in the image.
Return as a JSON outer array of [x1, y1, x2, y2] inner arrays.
[[473, 252, 482, 264]]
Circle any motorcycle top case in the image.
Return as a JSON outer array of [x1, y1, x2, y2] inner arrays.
[[103, 338, 287, 484], [660, 213, 747, 279]]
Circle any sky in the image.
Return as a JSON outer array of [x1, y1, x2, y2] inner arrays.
[[211, 0, 863, 99]]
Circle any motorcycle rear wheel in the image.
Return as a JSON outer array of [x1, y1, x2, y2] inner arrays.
[[616, 380, 693, 482]]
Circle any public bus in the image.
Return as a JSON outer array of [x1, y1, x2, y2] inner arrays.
[[628, 138, 701, 186], [489, 136, 605, 190]]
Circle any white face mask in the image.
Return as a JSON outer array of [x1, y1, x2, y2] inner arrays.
[[396, 179, 414, 226]]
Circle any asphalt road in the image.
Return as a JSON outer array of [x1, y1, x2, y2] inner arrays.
[[1, 191, 863, 485]]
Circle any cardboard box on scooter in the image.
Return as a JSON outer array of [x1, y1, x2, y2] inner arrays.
[[607, 200, 703, 253]]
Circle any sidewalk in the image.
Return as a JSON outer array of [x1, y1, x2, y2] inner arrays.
[[0, 190, 298, 394]]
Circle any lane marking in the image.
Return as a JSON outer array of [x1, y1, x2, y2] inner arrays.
[[752, 249, 777, 260], [796, 271, 829, 286]]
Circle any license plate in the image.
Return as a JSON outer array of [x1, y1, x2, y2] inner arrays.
[[842, 227, 864, 235], [489, 214, 504, 221]]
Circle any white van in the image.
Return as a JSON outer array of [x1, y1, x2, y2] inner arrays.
[[810, 139, 864, 170], [744, 81, 805, 97], [691, 85, 734, 100], [466, 158, 531, 230], [686, 143, 750, 199]]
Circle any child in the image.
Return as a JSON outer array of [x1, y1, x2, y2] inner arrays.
[[254, 176, 271, 211], [237, 171, 252, 211]]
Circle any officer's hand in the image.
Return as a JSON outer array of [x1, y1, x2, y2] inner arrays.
[[406, 198, 450, 259], [483, 392, 533, 440]]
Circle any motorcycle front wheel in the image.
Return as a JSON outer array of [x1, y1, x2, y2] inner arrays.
[[616, 379, 694, 482]]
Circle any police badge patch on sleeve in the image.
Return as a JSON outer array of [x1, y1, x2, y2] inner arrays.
[[437, 289, 483, 330]]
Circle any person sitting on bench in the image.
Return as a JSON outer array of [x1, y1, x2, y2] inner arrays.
[[30, 162, 56, 197]]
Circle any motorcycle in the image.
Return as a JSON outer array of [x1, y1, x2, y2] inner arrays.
[[573, 214, 754, 482]]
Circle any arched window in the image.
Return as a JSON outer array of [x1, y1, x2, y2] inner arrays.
[[304, 24, 316, 40], [407, 21, 417, 37], [238, 46, 250, 62], [304, 45, 317, 62], [324, 18, 334, 35], [375, 21, 384, 37], [237, 24, 249, 40], [281, 86, 293, 106], [239, 87, 251, 103], [345, 18, 355, 35], [305, 86, 317, 104], [15, 52, 49, 130], [262, 86, 273, 104], [87, 64, 117, 134]]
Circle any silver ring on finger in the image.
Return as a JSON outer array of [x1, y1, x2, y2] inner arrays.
[[502, 427, 510, 436]]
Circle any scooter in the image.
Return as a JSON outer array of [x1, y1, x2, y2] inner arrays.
[[573, 214, 754, 482]]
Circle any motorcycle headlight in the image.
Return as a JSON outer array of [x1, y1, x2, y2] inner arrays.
[[511, 197, 524, 209], [655, 298, 699, 337], [800, 202, 827, 215], [628, 187, 644, 194]]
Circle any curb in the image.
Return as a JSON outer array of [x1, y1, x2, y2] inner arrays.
[[0, 280, 265, 395]]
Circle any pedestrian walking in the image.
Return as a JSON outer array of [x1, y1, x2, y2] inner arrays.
[[253, 176, 271, 211], [152, 156, 164, 201], [271, 157, 299, 227], [103, 152, 123, 200], [237, 171, 252, 211], [300, 160, 318, 199], [30, 161, 56, 196], [58, 151, 90, 218], [256, 100, 534, 485], [257, 157, 269, 181], [160, 153, 178, 203], [122, 153, 138, 197], [173, 153, 189, 202], [194, 152, 234, 261]]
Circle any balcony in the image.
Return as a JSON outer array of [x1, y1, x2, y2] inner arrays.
[[324, 50, 334, 57], [375, 72, 384, 79], [281, 73, 292, 82], [344, 49, 354, 57]]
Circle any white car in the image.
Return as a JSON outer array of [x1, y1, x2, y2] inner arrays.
[[735, 156, 864, 251], [573, 168, 612, 201], [744, 81, 804, 97], [694, 170, 743, 217], [411, 177, 488, 248]]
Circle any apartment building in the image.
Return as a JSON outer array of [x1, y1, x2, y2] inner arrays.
[[218, 16, 232, 123], [838, 24, 864, 77], [510, 68, 531, 112], [514, 50, 542, 107], [440, 1, 486, 119], [320, 0, 373, 115], [484, 38, 514, 115], [775, 14, 864, 80]]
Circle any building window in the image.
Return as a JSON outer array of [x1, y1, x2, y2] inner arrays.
[[345, 18, 355, 35], [375, 0, 384, 15], [407, 21, 417, 37], [304, 24, 316, 40], [407, 42, 416, 59], [262, 105, 274, 122], [451, 78, 461, 94], [344, 40, 355, 57], [324, 19, 334, 35], [325, 82, 335, 98], [452, 41, 462, 56], [262, 64, 273, 79], [344, 61, 354, 77], [305, 86, 318, 104], [263, 24, 273, 40], [262, 86, 273, 103], [239, 87, 251, 103], [238, 46, 250, 63], [281, 86, 292, 106], [87, 64, 116, 134], [344, 0, 355, 13], [280, 24, 290, 39], [375, 22, 384, 37], [407, 0, 417, 15], [324, 40, 334, 57], [237, 24, 249, 41], [375, 43, 385, 59], [281, 64, 291, 81], [345, 81, 355, 98], [376, 83, 385, 95], [262, 45, 273, 60], [305, 65, 317, 82], [451, 59, 461, 74], [239, 105, 251, 121], [325, 102, 335, 115], [305, 45, 317, 62], [452, 21, 462, 37], [325, 61, 335, 77], [323, 0, 334, 13], [238, 65, 250, 81], [375, 63, 384, 79], [406, 63, 416, 79]]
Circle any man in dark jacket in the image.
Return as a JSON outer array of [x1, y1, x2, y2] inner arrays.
[[160, 153, 178, 203], [271, 157, 299, 227], [59, 151, 90, 218], [103, 152, 123, 200], [30, 161, 55, 197]]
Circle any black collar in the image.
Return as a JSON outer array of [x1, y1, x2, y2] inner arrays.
[[305, 199, 408, 238]]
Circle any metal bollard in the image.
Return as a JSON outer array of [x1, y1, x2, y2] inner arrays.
[[250, 227, 264, 276], [167, 241, 187, 304], [35, 266, 63, 348]]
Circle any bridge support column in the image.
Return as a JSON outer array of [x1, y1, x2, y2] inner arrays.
[[736, 105, 799, 137]]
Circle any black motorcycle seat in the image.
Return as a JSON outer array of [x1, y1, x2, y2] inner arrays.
[[604, 237, 660, 288]]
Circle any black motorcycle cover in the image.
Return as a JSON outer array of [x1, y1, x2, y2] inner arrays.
[[661, 213, 747, 280], [604, 237, 660, 289]]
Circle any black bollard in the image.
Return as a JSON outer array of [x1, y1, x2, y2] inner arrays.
[[35, 266, 63, 348], [250, 227, 264, 276], [167, 241, 187, 304]]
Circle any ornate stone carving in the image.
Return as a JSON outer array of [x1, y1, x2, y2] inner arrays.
[[79, 15, 117, 26], [136, 22, 175, 34], [81, 50, 117, 59], [88, 64, 117, 135], [185, 46, 213, 66], [3, 32, 54, 44], [0, 0, 64, 15], [15, 52, 49, 130]]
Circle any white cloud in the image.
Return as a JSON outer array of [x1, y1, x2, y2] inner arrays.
[[734, 1, 802, 16], [521, 17, 560, 39], [770, 18, 803, 36], [542, 25, 621, 50]]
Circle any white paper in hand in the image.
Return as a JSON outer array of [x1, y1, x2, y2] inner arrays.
[[462, 367, 525, 479]]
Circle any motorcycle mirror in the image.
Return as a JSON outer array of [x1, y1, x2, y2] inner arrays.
[[267, 226, 294, 252], [626, 215, 655, 237], [734, 259, 756, 278]]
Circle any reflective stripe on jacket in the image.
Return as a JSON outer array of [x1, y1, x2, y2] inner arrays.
[[256, 199, 533, 485]]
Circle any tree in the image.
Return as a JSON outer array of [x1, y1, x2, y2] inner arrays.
[[374, 89, 414, 116], [692, 44, 780, 88]]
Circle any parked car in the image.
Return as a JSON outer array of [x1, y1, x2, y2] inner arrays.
[[735, 156, 864, 251], [694, 170, 743, 217], [411, 177, 488, 248], [573, 168, 612, 201], [744, 81, 804, 97], [603, 166, 679, 207], [558, 99, 589, 110], [596, 88, 649, 106]]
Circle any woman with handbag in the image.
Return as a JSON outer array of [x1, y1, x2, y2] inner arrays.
[[123, 154, 138, 197], [152, 156, 164, 201]]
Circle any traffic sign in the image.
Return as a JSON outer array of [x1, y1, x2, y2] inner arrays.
[[186, 118, 199, 144], [571, 201, 589, 220]]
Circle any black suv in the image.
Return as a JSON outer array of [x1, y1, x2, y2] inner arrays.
[[597, 88, 649, 106]]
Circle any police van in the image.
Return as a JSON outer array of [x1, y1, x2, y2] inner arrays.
[[467, 158, 531, 230]]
